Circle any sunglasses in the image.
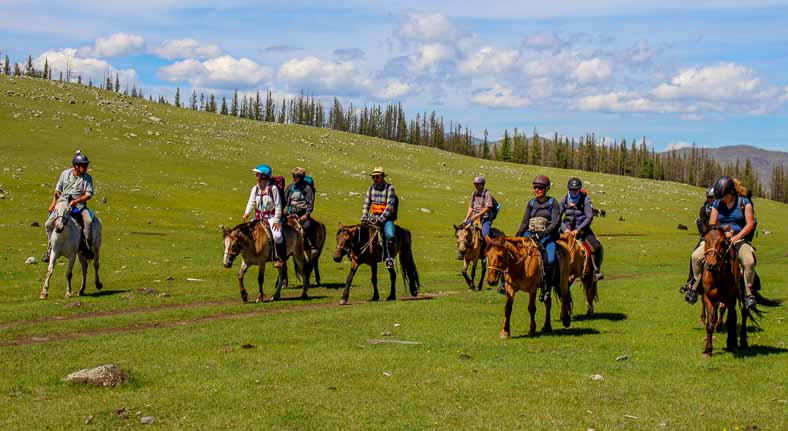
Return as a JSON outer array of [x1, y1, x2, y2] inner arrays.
[[568, 188, 580, 192], [372, 175, 383, 179], [533, 185, 546, 190]]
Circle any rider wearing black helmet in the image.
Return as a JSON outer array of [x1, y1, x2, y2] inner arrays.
[[44, 150, 95, 261], [559, 177, 603, 280], [695, 187, 716, 236]]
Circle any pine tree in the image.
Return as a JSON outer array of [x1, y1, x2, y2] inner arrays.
[[14, 63, 22, 76], [174, 87, 181, 108], [220, 97, 228, 115], [500, 129, 512, 162], [25, 55, 34, 76], [530, 129, 541, 165], [231, 89, 239, 117], [114, 74, 120, 92], [3, 55, 10, 75], [482, 129, 491, 159], [42, 58, 49, 80]]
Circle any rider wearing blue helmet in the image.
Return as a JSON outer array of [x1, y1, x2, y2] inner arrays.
[[243, 164, 286, 268]]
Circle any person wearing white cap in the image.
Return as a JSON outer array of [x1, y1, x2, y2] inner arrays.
[[463, 175, 496, 240]]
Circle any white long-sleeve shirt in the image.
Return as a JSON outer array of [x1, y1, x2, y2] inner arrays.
[[243, 182, 282, 223]]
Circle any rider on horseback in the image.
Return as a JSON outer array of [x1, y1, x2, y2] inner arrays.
[[516, 175, 560, 302], [695, 187, 716, 236], [286, 167, 316, 250], [559, 177, 603, 281], [360, 166, 398, 269], [44, 150, 94, 262], [459, 175, 495, 259], [243, 164, 286, 269], [684, 176, 759, 310]]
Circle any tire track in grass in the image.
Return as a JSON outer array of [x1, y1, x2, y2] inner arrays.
[[0, 294, 443, 347]]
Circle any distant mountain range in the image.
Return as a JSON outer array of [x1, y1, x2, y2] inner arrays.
[[665, 145, 787, 188]]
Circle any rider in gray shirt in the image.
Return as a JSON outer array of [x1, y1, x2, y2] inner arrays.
[[45, 151, 95, 261]]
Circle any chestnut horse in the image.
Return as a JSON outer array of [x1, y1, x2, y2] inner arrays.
[[333, 222, 420, 305], [557, 231, 598, 316], [285, 215, 326, 286], [453, 223, 504, 291], [485, 236, 572, 338]]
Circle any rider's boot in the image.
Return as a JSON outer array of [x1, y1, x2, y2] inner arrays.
[[593, 248, 604, 280], [42, 244, 51, 263], [273, 240, 286, 269], [743, 285, 757, 311], [682, 276, 700, 305], [384, 239, 395, 269], [539, 266, 551, 303]]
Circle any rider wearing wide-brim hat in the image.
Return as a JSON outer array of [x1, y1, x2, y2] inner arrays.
[[516, 175, 561, 302], [684, 176, 759, 309], [243, 164, 286, 268], [360, 166, 398, 269], [559, 177, 603, 280], [286, 166, 317, 249], [44, 150, 95, 261]]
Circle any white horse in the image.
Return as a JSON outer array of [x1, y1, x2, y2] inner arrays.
[[41, 198, 103, 299]]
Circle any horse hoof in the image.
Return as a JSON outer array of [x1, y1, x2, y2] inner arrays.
[[300, 294, 309, 300], [64, 292, 72, 299], [255, 296, 264, 303], [241, 291, 249, 303], [500, 332, 510, 339], [702, 352, 712, 358], [739, 341, 748, 349], [39, 292, 48, 300], [96, 282, 103, 291], [339, 299, 349, 305], [386, 296, 396, 301], [542, 326, 552, 333], [77, 289, 85, 297], [370, 297, 379, 302], [272, 295, 280, 301]]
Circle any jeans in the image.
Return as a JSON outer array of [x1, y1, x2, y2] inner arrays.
[[480, 219, 492, 238], [522, 232, 557, 268], [382, 220, 395, 240]]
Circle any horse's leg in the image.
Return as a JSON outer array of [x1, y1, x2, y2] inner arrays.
[[585, 276, 595, 316], [560, 272, 572, 328], [501, 289, 514, 338], [370, 263, 379, 302], [313, 253, 321, 286], [237, 260, 250, 303], [77, 256, 88, 296], [340, 262, 359, 305], [528, 289, 537, 336], [93, 250, 103, 290], [256, 264, 265, 303], [470, 260, 478, 290], [739, 301, 749, 349], [461, 258, 473, 290], [294, 252, 310, 299], [477, 258, 487, 291], [725, 300, 737, 351], [63, 255, 77, 298], [542, 294, 552, 333], [716, 303, 726, 333], [386, 266, 396, 301], [702, 297, 715, 356], [40, 255, 57, 300]]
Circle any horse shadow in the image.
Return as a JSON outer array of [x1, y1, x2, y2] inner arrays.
[[316, 283, 346, 290], [83, 289, 129, 297], [733, 345, 788, 359], [512, 327, 601, 339], [272, 295, 329, 302], [573, 312, 627, 322]]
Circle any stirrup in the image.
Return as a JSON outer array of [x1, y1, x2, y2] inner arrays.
[[593, 272, 604, 281], [743, 294, 757, 311], [539, 288, 551, 303], [384, 258, 394, 269], [273, 259, 284, 269], [684, 287, 698, 305]]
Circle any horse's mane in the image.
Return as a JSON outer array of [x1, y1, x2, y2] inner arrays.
[[230, 220, 261, 234]]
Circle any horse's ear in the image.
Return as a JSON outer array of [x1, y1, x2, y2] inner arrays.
[[220, 224, 228, 235], [337, 222, 344, 229], [453, 224, 459, 231]]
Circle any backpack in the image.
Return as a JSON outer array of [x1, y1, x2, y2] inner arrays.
[[303, 175, 315, 192], [487, 191, 501, 221], [737, 194, 757, 241], [270, 176, 286, 214]]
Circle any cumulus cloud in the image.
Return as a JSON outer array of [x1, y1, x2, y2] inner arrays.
[[77, 32, 145, 58], [398, 12, 459, 42], [278, 56, 371, 96], [457, 46, 517, 75], [572, 58, 612, 84], [151, 39, 223, 60], [408, 43, 454, 74], [158, 55, 272, 88], [665, 141, 694, 151], [470, 84, 529, 108], [377, 80, 412, 100], [652, 63, 760, 102], [333, 48, 365, 61], [34, 48, 137, 84], [576, 91, 688, 114]]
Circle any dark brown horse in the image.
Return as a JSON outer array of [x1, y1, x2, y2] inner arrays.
[[285, 215, 326, 286], [333, 222, 420, 305], [700, 226, 781, 356], [557, 231, 598, 316], [453, 223, 504, 291], [485, 236, 572, 338], [222, 221, 310, 302]]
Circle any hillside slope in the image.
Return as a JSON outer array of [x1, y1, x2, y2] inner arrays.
[[670, 144, 787, 187]]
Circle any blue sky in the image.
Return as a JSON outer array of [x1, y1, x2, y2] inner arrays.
[[2, 0, 788, 151]]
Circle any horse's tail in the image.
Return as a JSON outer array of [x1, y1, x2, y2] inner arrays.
[[398, 229, 420, 296]]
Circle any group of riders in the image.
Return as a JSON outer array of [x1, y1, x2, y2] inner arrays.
[[44, 151, 765, 311]]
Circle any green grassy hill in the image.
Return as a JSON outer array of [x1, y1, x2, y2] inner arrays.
[[1, 76, 786, 430]]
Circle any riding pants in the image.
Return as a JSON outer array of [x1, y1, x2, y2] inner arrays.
[[523, 232, 557, 269], [263, 216, 284, 244], [45, 208, 93, 244], [480, 219, 492, 238], [691, 240, 756, 289], [580, 229, 603, 268]]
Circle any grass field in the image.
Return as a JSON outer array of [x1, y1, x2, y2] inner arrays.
[[1, 76, 786, 430]]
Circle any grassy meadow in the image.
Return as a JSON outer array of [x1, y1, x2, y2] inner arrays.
[[0, 76, 786, 430]]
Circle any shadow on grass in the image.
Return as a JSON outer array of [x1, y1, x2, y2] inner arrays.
[[511, 327, 601, 339], [733, 344, 788, 358], [83, 289, 130, 297], [316, 283, 347, 289], [273, 295, 329, 302], [573, 312, 627, 322]]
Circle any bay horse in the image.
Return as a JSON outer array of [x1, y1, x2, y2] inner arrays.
[[41, 198, 103, 299], [557, 231, 598, 316], [485, 236, 572, 338], [453, 223, 504, 291], [221, 220, 311, 302], [333, 222, 420, 305], [699, 226, 781, 356], [285, 215, 326, 286]]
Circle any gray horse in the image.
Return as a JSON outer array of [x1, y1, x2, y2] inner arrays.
[[41, 198, 103, 299]]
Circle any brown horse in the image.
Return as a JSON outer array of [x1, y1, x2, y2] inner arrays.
[[485, 236, 572, 338], [333, 222, 420, 305], [285, 215, 327, 286], [221, 220, 311, 302], [557, 231, 598, 316], [453, 223, 504, 291]]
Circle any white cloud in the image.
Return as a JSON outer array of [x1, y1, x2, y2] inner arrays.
[[408, 43, 454, 74], [522, 33, 565, 51], [278, 56, 371, 95], [158, 55, 272, 88], [665, 141, 693, 151], [33, 48, 137, 84], [398, 12, 459, 42], [576, 91, 688, 114], [653, 62, 760, 102], [470, 84, 529, 108], [151, 39, 223, 60], [377, 80, 412, 100], [572, 58, 612, 84], [457, 46, 517, 75], [77, 32, 145, 58]]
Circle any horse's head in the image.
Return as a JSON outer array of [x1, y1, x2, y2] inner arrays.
[[454, 224, 474, 255], [703, 224, 732, 272], [334, 223, 357, 262], [222, 224, 250, 268], [53, 198, 71, 233], [485, 235, 509, 286]]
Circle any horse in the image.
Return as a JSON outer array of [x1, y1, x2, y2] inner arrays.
[[221, 220, 311, 303], [485, 236, 571, 338], [557, 231, 598, 316], [699, 226, 781, 356], [40, 198, 103, 299], [453, 223, 504, 291], [333, 222, 420, 305], [285, 215, 326, 286]]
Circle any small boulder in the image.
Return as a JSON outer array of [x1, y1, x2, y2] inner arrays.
[[101, 196, 108, 204], [140, 416, 155, 425], [63, 364, 128, 387], [30, 221, 40, 227], [677, 224, 688, 230], [25, 256, 37, 265]]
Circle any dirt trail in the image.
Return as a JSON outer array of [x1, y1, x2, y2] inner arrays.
[[0, 294, 443, 347]]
